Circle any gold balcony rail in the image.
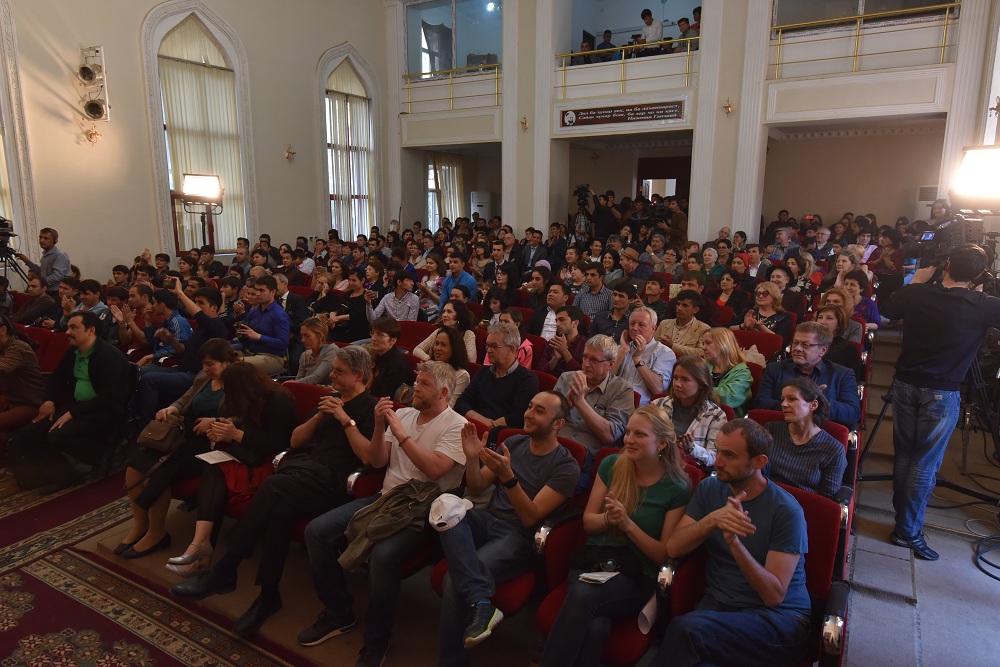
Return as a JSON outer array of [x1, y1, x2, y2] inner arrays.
[[401, 62, 502, 113], [554, 36, 700, 98], [771, 2, 960, 79]]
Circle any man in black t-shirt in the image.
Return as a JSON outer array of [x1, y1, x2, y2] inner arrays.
[[881, 244, 1000, 560], [172, 346, 378, 636]]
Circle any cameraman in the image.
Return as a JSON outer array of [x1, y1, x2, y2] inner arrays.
[[589, 187, 616, 240], [881, 244, 1000, 560]]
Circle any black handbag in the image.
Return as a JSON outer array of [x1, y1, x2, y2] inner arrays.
[[571, 544, 646, 580]]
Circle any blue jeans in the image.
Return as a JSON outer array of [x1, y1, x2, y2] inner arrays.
[[650, 596, 810, 667], [136, 366, 196, 423], [437, 509, 535, 667], [540, 568, 654, 667], [891, 379, 960, 539], [304, 495, 433, 653]]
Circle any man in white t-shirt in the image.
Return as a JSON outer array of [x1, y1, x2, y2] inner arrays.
[[298, 361, 467, 665], [637, 8, 663, 56]]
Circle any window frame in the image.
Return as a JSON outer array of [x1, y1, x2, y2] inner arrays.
[[141, 2, 258, 256]]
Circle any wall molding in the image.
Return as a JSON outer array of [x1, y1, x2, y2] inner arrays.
[[766, 65, 952, 124], [688, 0, 723, 242], [316, 43, 384, 236], [771, 124, 946, 141], [500, 0, 518, 228], [140, 0, 258, 253], [0, 0, 38, 253], [400, 107, 502, 146]]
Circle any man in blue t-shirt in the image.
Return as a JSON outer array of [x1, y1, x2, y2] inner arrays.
[[651, 419, 811, 667]]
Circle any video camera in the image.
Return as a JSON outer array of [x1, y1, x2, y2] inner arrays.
[[902, 214, 984, 268], [0, 217, 17, 246], [628, 34, 642, 45], [573, 184, 590, 208]]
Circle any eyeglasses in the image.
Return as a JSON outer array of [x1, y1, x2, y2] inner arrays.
[[790, 341, 823, 349], [582, 355, 611, 364], [754, 290, 770, 296], [486, 343, 511, 351]]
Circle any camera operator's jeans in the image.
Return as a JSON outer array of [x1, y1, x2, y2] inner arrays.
[[891, 379, 960, 539]]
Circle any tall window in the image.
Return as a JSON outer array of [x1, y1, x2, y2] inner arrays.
[[427, 152, 464, 225], [326, 60, 377, 240], [773, 0, 958, 26], [406, 0, 503, 76], [158, 15, 245, 252]]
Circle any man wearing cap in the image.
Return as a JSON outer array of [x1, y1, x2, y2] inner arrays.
[[367, 269, 420, 322], [436, 390, 580, 663], [620, 247, 653, 284], [295, 361, 467, 664]]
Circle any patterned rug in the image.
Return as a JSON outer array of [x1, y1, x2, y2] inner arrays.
[[0, 467, 308, 666]]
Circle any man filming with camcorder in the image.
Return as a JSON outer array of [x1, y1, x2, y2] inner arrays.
[[880, 243, 1000, 560]]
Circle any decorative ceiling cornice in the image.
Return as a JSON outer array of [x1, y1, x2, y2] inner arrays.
[[770, 125, 945, 141]]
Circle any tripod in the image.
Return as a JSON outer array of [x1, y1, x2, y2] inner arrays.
[[858, 358, 1000, 504], [0, 238, 30, 287]]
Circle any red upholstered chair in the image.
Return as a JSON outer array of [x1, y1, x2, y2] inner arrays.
[[535, 450, 706, 667], [39, 331, 70, 373], [404, 352, 422, 375], [720, 403, 734, 421], [10, 291, 31, 315], [668, 484, 848, 667], [282, 381, 332, 423], [732, 329, 783, 362], [633, 391, 641, 408], [472, 327, 488, 363], [533, 369, 558, 392], [415, 268, 428, 281], [513, 290, 530, 307], [396, 321, 438, 354], [429, 429, 588, 620], [526, 334, 548, 362], [515, 306, 534, 323], [289, 285, 313, 299], [716, 304, 735, 328], [466, 301, 484, 321], [748, 408, 854, 578], [746, 361, 764, 399], [467, 362, 484, 380]]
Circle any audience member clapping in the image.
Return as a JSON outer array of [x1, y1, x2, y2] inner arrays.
[[652, 356, 728, 467]]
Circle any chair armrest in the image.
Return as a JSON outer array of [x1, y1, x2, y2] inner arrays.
[[534, 506, 583, 554], [346, 471, 362, 496], [834, 485, 853, 527], [856, 383, 865, 400], [823, 581, 850, 655], [272, 450, 289, 471], [657, 559, 677, 596]]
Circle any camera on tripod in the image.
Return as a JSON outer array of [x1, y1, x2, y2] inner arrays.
[[902, 214, 984, 268], [573, 184, 590, 208], [0, 217, 16, 245], [628, 34, 642, 46]]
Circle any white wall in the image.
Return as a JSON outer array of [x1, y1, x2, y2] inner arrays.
[[8, 0, 387, 280]]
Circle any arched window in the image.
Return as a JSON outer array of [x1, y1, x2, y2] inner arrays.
[[326, 60, 377, 239], [158, 14, 245, 252]]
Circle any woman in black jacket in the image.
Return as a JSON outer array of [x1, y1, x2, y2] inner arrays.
[[368, 316, 415, 399], [162, 361, 296, 575]]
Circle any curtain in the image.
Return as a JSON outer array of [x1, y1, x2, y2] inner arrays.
[[327, 91, 376, 240], [431, 152, 464, 223], [422, 21, 453, 72], [158, 56, 245, 252]]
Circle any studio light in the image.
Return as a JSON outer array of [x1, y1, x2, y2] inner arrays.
[[181, 174, 224, 207], [950, 146, 1000, 215], [83, 97, 107, 121], [79, 62, 103, 84]]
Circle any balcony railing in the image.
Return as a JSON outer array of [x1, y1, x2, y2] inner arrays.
[[770, 3, 960, 80], [554, 36, 700, 99], [402, 63, 502, 114]]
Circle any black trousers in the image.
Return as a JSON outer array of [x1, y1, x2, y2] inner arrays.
[[8, 410, 112, 486], [222, 459, 348, 594]]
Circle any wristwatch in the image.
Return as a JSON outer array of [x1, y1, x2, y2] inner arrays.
[[502, 475, 519, 489], [634, 360, 646, 368], [342, 419, 356, 429]]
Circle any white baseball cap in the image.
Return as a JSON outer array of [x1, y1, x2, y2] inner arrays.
[[429, 493, 474, 532]]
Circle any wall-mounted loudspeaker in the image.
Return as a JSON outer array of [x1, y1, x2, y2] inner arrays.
[[79, 46, 109, 121]]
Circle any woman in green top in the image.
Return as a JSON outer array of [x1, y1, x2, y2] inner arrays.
[[699, 327, 753, 417], [541, 405, 690, 667]]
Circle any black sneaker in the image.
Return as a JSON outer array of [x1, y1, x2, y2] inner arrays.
[[355, 644, 388, 667], [298, 610, 357, 646], [890, 531, 940, 561], [463, 601, 503, 648]]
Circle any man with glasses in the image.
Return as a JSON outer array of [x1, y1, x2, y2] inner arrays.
[[554, 334, 634, 458], [754, 322, 860, 428], [613, 306, 675, 405], [172, 346, 379, 637], [456, 322, 539, 440]]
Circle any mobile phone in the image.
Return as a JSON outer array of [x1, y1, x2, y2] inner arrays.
[[165, 277, 177, 289]]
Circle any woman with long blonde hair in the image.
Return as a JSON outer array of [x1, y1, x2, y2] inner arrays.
[[699, 327, 752, 416], [541, 405, 690, 667]]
